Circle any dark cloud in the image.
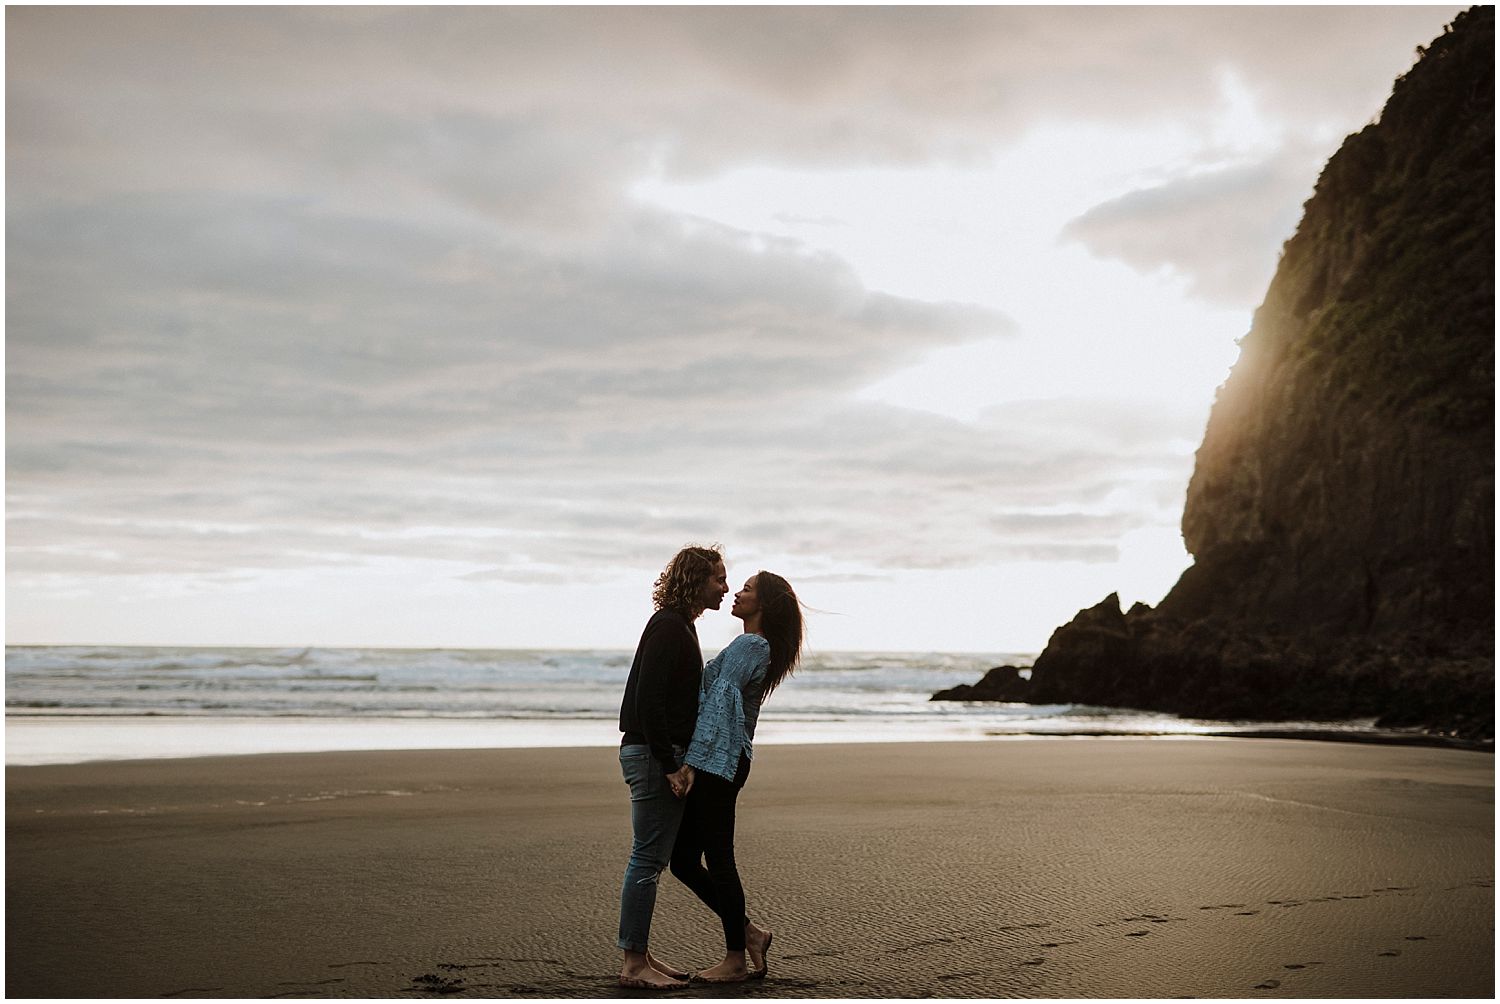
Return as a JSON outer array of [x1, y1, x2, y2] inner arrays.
[[7, 6, 1459, 204]]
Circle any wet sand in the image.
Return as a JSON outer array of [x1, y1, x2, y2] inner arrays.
[[6, 739, 1493, 998]]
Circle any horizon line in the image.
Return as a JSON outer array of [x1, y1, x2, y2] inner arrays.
[[3, 640, 1039, 658]]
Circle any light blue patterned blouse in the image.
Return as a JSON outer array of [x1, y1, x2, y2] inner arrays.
[[684, 632, 770, 782]]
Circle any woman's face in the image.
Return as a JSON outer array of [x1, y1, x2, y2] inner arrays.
[[730, 577, 760, 621]]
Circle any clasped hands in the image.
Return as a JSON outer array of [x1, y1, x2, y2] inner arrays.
[[667, 764, 695, 799]]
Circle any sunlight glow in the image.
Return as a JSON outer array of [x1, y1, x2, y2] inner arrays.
[[620, 114, 1266, 647]]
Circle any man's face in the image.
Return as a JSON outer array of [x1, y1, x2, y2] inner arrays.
[[697, 561, 729, 612]]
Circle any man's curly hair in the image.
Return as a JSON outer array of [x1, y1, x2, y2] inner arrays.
[[652, 544, 724, 614]]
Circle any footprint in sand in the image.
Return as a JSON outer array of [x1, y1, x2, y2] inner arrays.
[[162, 990, 226, 998], [1126, 931, 1148, 937], [1235, 911, 1260, 916], [1378, 950, 1401, 957], [409, 973, 467, 995], [1254, 979, 1281, 990]]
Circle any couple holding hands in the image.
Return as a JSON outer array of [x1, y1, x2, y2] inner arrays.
[[616, 545, 804, 989]]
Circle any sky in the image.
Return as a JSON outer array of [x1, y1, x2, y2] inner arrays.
[[5, 4, 1466, 654]]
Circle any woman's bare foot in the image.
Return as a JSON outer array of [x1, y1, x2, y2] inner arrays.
[[745, 923, 772, 975], [647, 952, 690, 980], [693, 953, 749, 984]]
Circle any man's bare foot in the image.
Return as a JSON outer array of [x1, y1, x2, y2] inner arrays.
[[693, 955, 749, 984], [647, 952, 690, 980], [619, 966, 687, 990], [622, 950, 687, 990]]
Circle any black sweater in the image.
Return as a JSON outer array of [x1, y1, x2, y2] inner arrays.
[[618, 608, 703, 774]]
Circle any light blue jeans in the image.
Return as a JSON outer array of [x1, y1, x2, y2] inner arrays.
[[617, 743, 685, 952]]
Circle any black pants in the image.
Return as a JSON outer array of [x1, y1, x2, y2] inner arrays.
[[669, 753, 751, 952]]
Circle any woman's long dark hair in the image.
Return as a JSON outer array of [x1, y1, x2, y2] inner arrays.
[[755, 571, 804, 699]]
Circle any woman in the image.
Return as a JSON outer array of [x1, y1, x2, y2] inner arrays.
[[668, 570, 804, 984]]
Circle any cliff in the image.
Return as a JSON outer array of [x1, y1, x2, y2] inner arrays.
[[942, 8, 1495, 739]]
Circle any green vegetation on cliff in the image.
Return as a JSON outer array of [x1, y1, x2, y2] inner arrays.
[[1279, 6, 1494, 434]]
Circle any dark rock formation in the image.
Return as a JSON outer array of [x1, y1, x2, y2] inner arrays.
[[930, 665, 1030, 702], [938, 8, 1495, 740]]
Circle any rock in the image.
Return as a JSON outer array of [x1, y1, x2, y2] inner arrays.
[[930, 664, 1030, 702]]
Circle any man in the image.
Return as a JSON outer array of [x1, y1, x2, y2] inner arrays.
[[616, 544, 728, 990]]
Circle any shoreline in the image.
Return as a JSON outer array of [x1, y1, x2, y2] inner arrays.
[[7, 711, 1491, 768], [1200, 727, 1494, 753], [8, 738, 1492, 998]]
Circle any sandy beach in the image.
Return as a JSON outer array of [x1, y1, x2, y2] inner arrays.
[[6, 738, 1493, 998]]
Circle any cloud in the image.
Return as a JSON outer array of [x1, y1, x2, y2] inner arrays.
[[7, 6, 1460, 210], [6, 390, 1194, 590], [1060, 147, 1325, 305], [4, 5, 1464, 643], [4, 191, 1035, 587], [7, 193, 1012, 501]]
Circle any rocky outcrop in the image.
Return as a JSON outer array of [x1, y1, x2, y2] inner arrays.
[[938, 8, 1494, 740], [930, 665, 1030, 702]]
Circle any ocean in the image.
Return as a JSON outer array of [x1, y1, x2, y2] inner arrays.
[[5, 645, 1381, 765]]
